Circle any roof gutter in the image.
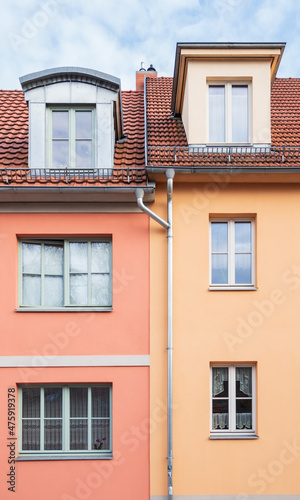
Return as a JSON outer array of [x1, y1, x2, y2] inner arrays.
[[0, 186, 155, 193], [146, 166, 300, 174]]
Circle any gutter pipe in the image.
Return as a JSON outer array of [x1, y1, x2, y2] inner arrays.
[[135, 167, 175, 500]]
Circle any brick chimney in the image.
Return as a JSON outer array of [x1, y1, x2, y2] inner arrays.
[[136, 63, 157, 91]]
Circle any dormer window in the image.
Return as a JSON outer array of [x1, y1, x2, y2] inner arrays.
[[171, 43, 286, 148], [20, 67, 123, 171], [50, 107, 94, 168], [208, 83, 249, 143]]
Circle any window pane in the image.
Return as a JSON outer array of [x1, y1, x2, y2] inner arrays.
[[44, 276, 64, 306], [211, 254, 228, 284], [209, 86, 225, 142], [236, 400, 252, 429], [76, 141, 92, 168], [22, 388, 40, 418], [22, 388, 41, 450], [44, 420, 62, 450], [235, 222, 251, 252], [91, 274, 110, 306], [23, 275, 41, 305], [212, 367, 228, 397], [92, 387, 110, 418], [92, 420, 110, 450], [76, 111, 92, 139], [70, 387, 88, 418], [70, 274, 88, 305], [212, 400, 228, 430], [52, 111, 69, 139], [91, 242, 110, 273], [236, 367, 252, 396], [235, 254, 251, 284], [69, 243, 88, 273], [44, 388, 62, 418], [22, 243, 41, 274], [211, 222, 228, 252], [44, 244, 63, 275], [52, 141, 69, 168], [70, 419, 88, 450], [22, 419, 40, 450], [232, 86, 248, 143]]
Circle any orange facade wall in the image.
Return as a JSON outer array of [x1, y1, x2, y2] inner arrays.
[[150, 179, 300, 497]]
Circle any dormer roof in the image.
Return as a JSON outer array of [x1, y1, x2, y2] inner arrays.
[[19, 67, 121, 92]]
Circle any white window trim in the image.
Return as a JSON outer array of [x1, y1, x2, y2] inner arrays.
[[209, 218, 255, 289], [18, 384, 112, 459], [47, 106, 96, 169], [210, 364, 257, 439], [18, 238, 113, 311], [207, 81, 252, 145]]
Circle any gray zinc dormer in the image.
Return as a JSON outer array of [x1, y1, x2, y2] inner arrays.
[[20, 67, 123, 170]]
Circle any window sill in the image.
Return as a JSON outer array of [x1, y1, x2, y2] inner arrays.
[[209, 286, 258, 291], [15, 307, 113, 312], [16, 453, 113, 461], [210, 434, 259, 440]]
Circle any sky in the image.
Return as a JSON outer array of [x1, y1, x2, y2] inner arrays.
[[1, 0, 300, 91]]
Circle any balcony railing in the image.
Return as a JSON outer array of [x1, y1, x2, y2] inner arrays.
[[0, 167, 147, 185], [147, 146, 300, 166]]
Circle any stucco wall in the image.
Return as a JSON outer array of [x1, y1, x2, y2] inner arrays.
[[150, 178, 300, 496]]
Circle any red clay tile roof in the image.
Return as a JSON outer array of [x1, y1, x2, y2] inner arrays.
[[0, 90, 28, 167], [0, 88, 146, 184], [0, 89, 145, 170], [114, 89, 145, 167], [1, 77, 300, 173], [146, 76, 300, 168], [271, 78, 300, 147], [147, 77, 187, 147]]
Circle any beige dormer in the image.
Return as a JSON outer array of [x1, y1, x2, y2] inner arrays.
[[171, 43, 285, 147]]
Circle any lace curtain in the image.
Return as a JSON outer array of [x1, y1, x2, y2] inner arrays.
[[236, 367, 252, 396], [212, 367, 228, 396]]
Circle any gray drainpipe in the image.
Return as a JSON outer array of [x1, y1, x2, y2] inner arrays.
[[135, 168, 175, 500]]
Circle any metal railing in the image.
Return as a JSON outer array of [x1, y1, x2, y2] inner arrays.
[[0, 167, 147, 185], [147, 146, 300, 166]]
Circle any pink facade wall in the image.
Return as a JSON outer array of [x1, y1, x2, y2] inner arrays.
[[0, 211, 150, 500]]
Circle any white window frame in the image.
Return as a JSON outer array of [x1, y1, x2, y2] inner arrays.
[[48, 106, 95, 169], [207, 81, 251, 144], [209, 218, 255, 290], [18, 384, 112, 459], [210, 364, 256, 438], [18, 238, 112, 311]]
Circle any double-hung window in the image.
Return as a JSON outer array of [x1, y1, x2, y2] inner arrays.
[[211, 364, 256, 437], [210, 219, 255, 288], [208, 83, 250, 143], [19, 239, 112, 309], [19, 385, 112, 457], [49, 107, 94, 168]]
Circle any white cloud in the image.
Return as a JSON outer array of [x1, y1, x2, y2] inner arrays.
[[0, 0, 300, 90]]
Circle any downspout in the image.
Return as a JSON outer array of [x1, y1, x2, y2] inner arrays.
[[135, 167, 175, 500]]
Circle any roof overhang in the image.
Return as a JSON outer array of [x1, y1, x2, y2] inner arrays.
[[171, 42, 286, 116]]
